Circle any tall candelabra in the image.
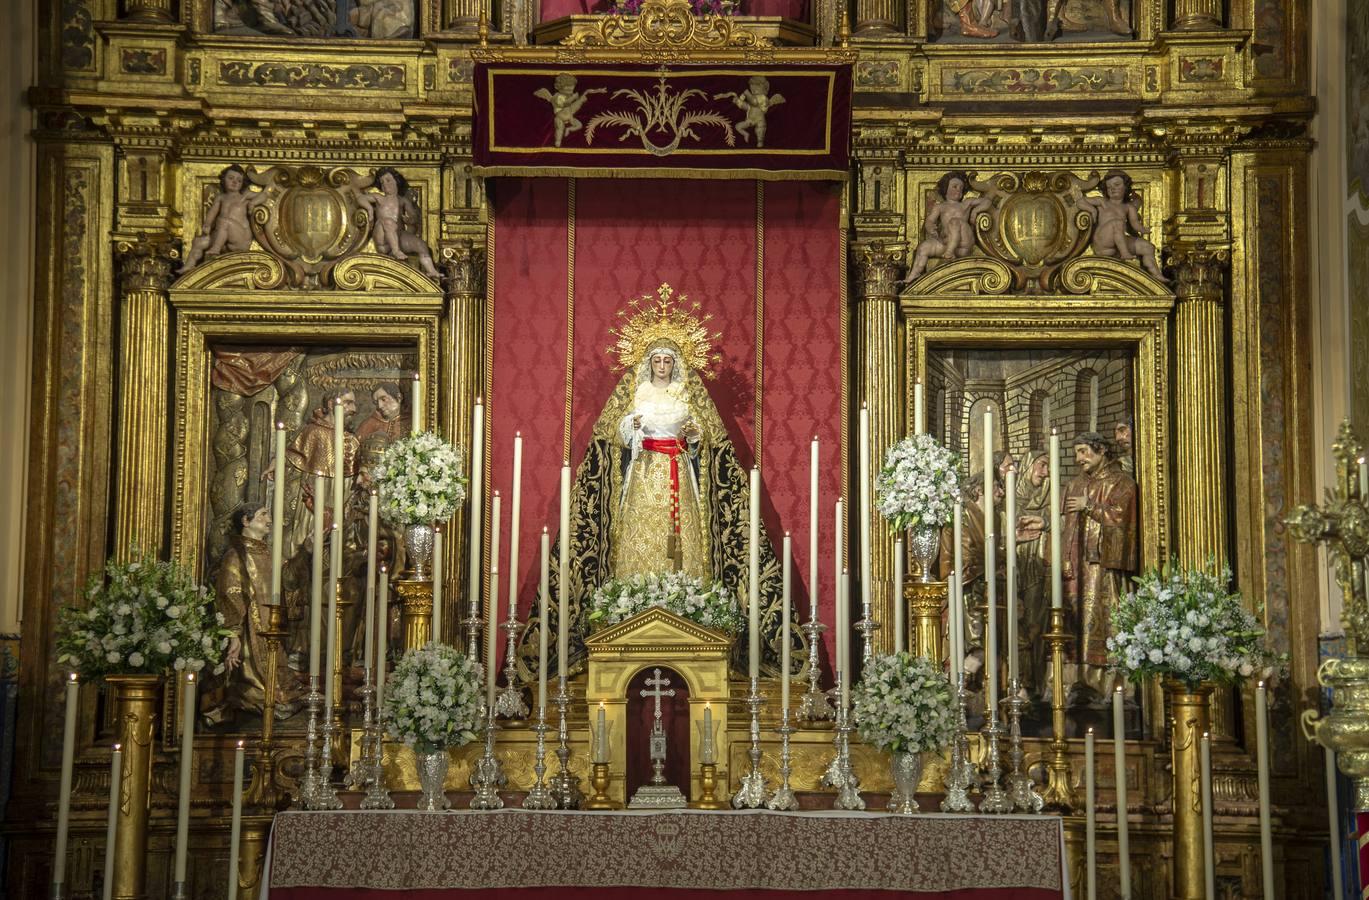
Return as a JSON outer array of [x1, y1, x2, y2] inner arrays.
[[941, 672, 976, 812], [346, 676, 378, 790], [798, 618, 833, 721], [732, 677, 771, 808], [300, 676, 341, 809], [978, 715, 1013, 814], [523, 705, 556, 809], [550, 679, 582, 808], [1040, 607, 1077, 811], [360, 721, 395, 810], [855, 611, 880, 667], [470, 702, 506, 809], [766, 710, 799, 810], [1006, 678, 1044, 812], [244, 605, 288, 809], [462, 604, 483, 664], [494, 615, 529, 719]]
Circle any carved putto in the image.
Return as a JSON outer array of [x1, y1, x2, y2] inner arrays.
[[904, 169, 1170, 295], [178, 165, 270, 275]]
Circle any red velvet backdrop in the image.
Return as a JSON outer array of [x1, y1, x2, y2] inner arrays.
[[488, 178, 844, 670]]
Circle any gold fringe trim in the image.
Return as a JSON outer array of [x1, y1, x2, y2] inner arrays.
[[472, 165, 846, 182]]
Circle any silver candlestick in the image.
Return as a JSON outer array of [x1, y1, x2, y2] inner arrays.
[[855, 610, 881, 667], [494, 616, 529, 719], [299, 676, 337, 809], [314, 713, 344, 810], [940, 672, 976, 813], [359, 719, 395, 810], [523, 705, 556, 809], [462, 607, 482, 664], [732, 676, 770, 808], [821, 695, 864, 810], [766, 710, 799, 811], [470, 702, 506, 809], [798, 618, 833, 721], [1006, 678, 1044, 813], [978, 714, 1013, 813], [346, 678, 377, 790], [549, 679, 582, 809]]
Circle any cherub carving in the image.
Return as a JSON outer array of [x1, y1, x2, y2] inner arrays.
[[353, 167, 441, 281], [177, 164, 270, 275], [715, 76, 785, 148], [1075, 169, 1167, 282], [534, 75, 607, 148], [906, 171, 993, 281]]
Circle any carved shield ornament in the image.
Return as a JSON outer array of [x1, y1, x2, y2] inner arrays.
[[250, 166, 372, 288]]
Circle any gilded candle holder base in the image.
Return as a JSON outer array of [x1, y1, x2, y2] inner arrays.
[[583, 762, 620, 810], [731, 677, 771, 808], [470, 706, 506, 810], [1040, 608, 1078, 812], [691, 762, 728, 809]]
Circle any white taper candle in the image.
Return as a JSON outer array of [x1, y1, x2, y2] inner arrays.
[[558, 463, 571, 681], [309, 472, 324, 679], [983, 409, 998, 718], [893, 537, 904, 654], [411, 372, 422, 434], [1085, 728, 1096, 900], [102, 745, 121, 900], [781, 533, 791, 712], [1201, 731, 1215, 900], [809, 437, 819, 622], [1114, 685, 1131, 899], [324, 522, 340, 715], [1005, 464, 1018, 687], [364, 490, 378, 680], [538, 528, 550, 714], [52, 673, 79, 890], [749, 466, 761, 682], [486, 492, 502, 710], [952, 500, 964, 683], [227, 740, 245, 900], [858, 404, 871, 652], [173, 671, 196, 885], [1256, 681, 1274, 898], [508, 432, 523, 628], [467, 398, 485, 651], [1049, 430, 1062, 609], [271, 423, 286, 605], [432, 524, 443, 642]]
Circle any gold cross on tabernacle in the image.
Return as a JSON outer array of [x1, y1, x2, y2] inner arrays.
[[1287, 419, 1369, 654]]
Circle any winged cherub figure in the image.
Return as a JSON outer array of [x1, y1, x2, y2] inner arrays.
[[353, 167, 441, 281], [906, 171, 993, 281], [716, 76, 786, 148], [535, 75, 607, 148], [178, 165, 270, 274]]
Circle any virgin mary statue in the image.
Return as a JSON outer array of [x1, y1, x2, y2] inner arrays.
[[526, 285, 787, 677]]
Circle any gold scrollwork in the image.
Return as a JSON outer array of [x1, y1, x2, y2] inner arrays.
[[562, 0, 773, 52]]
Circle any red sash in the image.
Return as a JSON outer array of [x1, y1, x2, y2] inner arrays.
[[642, 437, 687, 533]]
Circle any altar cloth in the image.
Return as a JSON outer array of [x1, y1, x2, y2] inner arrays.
[[265, 807, 1068, 898]]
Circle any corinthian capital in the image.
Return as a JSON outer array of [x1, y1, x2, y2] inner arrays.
[[1166, 244, 1229, 304], [441, 238, 487, 298], [116, 239, 177, 295], [852, 240, 907, 300]]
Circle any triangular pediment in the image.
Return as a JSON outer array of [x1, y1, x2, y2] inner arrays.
[[584, 606, 732, 651]]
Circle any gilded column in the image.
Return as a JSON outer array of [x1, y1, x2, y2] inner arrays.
[[442, 239, 486, 645], [1169, 683, 1215, 900], [851, 241, 906, 658], [122, 0, 176, 23], [113, 239, 176, 558], [444, 0, 487, 31], [1170, 0, 1222, 30], [853, 0, 901, 37], [1169, 244, 1230, 569]]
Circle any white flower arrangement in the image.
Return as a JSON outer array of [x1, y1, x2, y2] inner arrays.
[[56, 550, 231, 678], [1107, 562, 1278, 688], [381, 643, 482, 753], [852, 651, 957, 755], [875, 435, 961, 532], [372, 431, 467, 526], [587, 571, 742, 634]]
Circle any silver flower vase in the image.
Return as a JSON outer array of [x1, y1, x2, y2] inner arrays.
[[887, 750, 923, 814], [908, 525, 940, 582], [405, 523, 435, 581], [415, 749, 451, 811]]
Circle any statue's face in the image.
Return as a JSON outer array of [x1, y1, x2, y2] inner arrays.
[[1114, 423, 1132, 450], [374, 387, 401, 421], [242, 507, 271, 541], [379, 173, 398, 195], [1029, 455, 1049, 484], [946, 178, 965, 201], [650, 353, 674, 382], [1075, 442, 1104, 475], [1105, 176, 1127, 201], [223, 169, 244, 193], [334, 391, 357, 422]]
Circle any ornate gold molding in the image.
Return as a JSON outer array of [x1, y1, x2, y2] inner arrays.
[[561, 0, 773, 52]]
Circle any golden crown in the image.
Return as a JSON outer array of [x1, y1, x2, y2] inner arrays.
[[607, 283, 721, 378]]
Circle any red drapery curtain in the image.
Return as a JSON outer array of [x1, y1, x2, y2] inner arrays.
[[487, 178, 844, 670]]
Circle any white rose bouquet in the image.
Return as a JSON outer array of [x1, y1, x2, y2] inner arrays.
[[56, 550, 231, 678], [382, 643, 482, 753], [1108, 562, 1278, 688], [587, 571, 742, 634], [372, 431, 467, 526], [852, 651, 957, 755], [875, 435, 961, 532]]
